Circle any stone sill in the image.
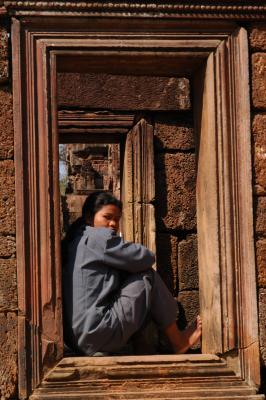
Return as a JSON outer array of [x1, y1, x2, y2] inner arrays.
[[28, 354, 264, 400]]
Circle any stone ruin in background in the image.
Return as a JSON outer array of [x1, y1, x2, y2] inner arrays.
[[60, 143, 120, 235]]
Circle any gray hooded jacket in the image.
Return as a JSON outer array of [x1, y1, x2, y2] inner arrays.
[[63, 225, 155, 355]]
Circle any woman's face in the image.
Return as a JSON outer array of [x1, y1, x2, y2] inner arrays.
[[92, 204, 122, 233]]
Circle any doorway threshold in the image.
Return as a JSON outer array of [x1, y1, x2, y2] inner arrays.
[[30, 354, 264, 399]]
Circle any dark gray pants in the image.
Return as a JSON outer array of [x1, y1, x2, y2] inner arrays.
[[101, 269, 177, 352]]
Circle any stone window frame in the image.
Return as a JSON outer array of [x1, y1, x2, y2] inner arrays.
[[11, 17, 260, 397]]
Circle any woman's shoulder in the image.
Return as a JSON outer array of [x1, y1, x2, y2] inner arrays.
[[84, 226, 116, 244]]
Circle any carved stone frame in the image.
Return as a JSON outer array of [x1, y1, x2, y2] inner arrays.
[[12, 17, 260, 398]]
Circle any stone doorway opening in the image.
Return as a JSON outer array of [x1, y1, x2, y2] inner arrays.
[[57, 79, 200, 354]]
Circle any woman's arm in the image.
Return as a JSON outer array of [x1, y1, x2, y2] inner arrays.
[[103, 233, 155, 273]]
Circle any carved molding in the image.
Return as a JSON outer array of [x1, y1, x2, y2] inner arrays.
[[195, 27, 260, 384], [58, 111, 135, 128], [58, 111, 135, 142], [32, 355, 261, 399], [122, 119, 156, 254], [11, 17, 260, 398], [3, 1, 266, 19]]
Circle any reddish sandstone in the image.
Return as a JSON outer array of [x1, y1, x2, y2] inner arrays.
[[0, 235, 15, 258], [57, 73, 191, 110], [155, 153, 196, 230], [250, 26, 266, 51], [0, 26, 8, 83], [154, 115, 195, 150], [252, 53, 266, 110], [253, 114, 266, 195], [0, 259, 17, 311], [0, 87, 14, 159], [177, 290, 200, 333], [255, 197, 266, 235], [156, 233, 178, 295], [259, 289, 266, 366], [256, 239, 266, 288], [178, 235, 199, 291], [0, 312, 17, 398]]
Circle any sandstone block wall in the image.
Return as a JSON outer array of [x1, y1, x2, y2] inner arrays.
[[0, 20, 17, 400], [155, 152, 196, 231], [0, 16, 265, 397], [0, 23, 9, 84], [250, 24, 266, 390], [57, 73, 190, 111], [154, 113, 199, 335]]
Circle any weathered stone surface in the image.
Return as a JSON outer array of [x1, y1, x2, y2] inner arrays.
[[58, 73, 190, 110], [0, 312, 17, 399], [177, 290, 200, 332], [0, 235, 15, 258], [255, 197, 266, 235], [0, 59, 8, 84], [252, 53, 266, 109], [156, 188, 196, 231], [0, 259, 17, 311], [178, 234, 199, 291], [156, 233, 178, 295], [0, 26, 8, 58], [256, 239, 266, 288], [0, 26, 8, 84], [250, 26, 266, 51], [0, 160, 14, 177], [253, 114, 266, 195], [0, 160, 15, 235], [155, 153, 196, 230], [156, 153, 196, 192], [0, 87, 14, 159], [154, 114, 194, 150], [259, 289, 266, 366]]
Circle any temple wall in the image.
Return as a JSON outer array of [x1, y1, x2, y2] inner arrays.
[[57, 73, 190, 111], [0, 13, 266, 399], [0, 20, 18, 399], [250, 23, 266, 390], [154, 113, 199, 331]]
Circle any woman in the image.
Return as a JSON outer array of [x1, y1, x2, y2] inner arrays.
[[62, 191, 202, 356]]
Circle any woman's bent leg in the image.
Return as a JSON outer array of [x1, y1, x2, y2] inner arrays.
[[101, 269, 201, 354], [149, 271, 202, 353], [101, 270, 154, 352], [149, 270, 177, 328]]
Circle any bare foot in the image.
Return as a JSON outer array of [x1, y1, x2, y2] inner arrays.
[[164, 316, 202, 354], [184, 315, 202, 350]]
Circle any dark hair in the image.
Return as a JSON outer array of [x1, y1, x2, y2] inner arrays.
[[63, 191, 122, 245], [82, 191, 122, 221], [62, 191, 122, 266]]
